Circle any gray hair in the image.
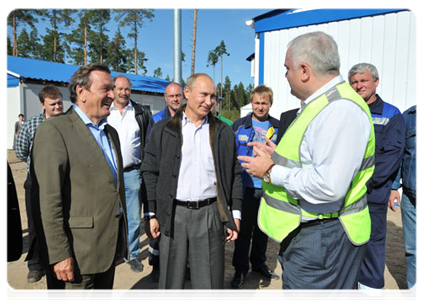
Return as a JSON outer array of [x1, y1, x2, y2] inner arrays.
[[69, 64, 111, 103], [348, 63, 379, 83], [287, 31, 340, 76]]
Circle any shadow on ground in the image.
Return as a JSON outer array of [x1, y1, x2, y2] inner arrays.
[[385, 220, 407, 289]]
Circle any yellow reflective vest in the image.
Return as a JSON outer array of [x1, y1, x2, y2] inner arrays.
[[258, 81, 375, 246]]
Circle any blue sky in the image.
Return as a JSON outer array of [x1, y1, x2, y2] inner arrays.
[[112, 9, 269, 86]]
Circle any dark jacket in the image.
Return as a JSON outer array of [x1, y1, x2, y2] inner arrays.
[[276, 108, 299, 143], [131, 100, 152, 160], [140, 105, 243, 237], [7, 162, 22, 262]]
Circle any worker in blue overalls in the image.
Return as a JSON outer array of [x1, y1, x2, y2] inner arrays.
[[348, 63, 405, 290]]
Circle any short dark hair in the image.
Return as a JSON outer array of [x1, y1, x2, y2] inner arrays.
[[38, 85, 63, 104], [68, 64, 111, 103]]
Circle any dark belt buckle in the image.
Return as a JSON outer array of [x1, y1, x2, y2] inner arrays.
[[187, 201, 200, 209]]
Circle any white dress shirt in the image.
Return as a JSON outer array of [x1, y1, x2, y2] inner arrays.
[[271, 75, 371, 217], [107, 101, 141, 169], [176, 113, 217, 201]]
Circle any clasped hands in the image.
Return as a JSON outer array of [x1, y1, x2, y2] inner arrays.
[[238, 137, 276, 179]]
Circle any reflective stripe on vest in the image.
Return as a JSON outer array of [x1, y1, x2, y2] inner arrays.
[[258, 81, 375, 246]]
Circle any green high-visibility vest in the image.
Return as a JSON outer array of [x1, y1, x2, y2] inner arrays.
[[258, 81, 375, 246]]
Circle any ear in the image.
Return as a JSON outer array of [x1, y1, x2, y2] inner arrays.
[[299, 62, 311, 82], [184, 86, 190, 99], [374, 78, 380, 88], [76, 85, 86, 103]]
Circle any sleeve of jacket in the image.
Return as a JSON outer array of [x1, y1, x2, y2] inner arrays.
[[367, 113, 406, 192], [229, 129, 244, 213], [32, 121, 73, 265], [15, 122, 31, 162], [140, 123, 161, 214]]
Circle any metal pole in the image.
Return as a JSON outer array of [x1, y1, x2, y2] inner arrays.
[[174, 9, 182, 84]]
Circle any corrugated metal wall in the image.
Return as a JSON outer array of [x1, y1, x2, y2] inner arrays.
[[259, 11, 415, 118]]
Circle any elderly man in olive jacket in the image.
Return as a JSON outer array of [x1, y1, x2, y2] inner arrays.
[[141, 73, 243, 289]]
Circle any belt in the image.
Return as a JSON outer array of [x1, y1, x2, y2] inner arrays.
[[300, 218, 338, 228], [174, 197, 217, 209], [124, 164, 141, 172]]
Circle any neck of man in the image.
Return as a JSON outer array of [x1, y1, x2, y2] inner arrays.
[[252, 113, 269, 122], [184, 107, 206, 128], [114, 99, 130, 114], [366, 94, 378, 105], [168, 106, 177, 117]]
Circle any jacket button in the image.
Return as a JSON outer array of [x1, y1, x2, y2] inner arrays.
[[166, 212, 170, 216], [165, 230, 169, 235], [175, 155, 180, 159], [172, 174, 177, 178], [168, 193, 173, 198], [115, 214, 121, 218]]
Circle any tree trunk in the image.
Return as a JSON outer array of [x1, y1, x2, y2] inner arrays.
[[220, 54, 223, 97], [190, 9, 198, 76], [134, 19, 138, 74], [13, 13, 17, 56], [84, 9, 87, 66]]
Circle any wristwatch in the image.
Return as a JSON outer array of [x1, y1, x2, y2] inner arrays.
[[263, 163, 275, 184], [144, 215, 157, 222]]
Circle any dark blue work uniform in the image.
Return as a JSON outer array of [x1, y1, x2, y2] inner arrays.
[[358, 95, 405, 289]]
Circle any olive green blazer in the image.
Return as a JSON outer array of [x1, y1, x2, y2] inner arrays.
[[32, 107, 128, 275]]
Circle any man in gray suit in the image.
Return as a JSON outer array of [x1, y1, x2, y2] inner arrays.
[[31, 64, 128, 289], [141, 73, 243, 289]]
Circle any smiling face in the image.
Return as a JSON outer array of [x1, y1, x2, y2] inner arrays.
[[78, 70, 115, 124], [349, 70, 379, 104], [184, 75, 216, 124], [113, 77, 131, 108]]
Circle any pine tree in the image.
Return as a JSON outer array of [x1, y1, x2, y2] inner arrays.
[[114, 9, 154, 75]]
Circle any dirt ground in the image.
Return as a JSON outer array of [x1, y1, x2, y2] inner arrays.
[[6, 149, 409, 293]]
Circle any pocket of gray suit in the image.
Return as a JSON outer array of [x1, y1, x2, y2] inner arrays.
[[69, 216, 94, 228]]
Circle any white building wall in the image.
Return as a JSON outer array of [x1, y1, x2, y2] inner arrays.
[[7, 86, 22, 149], [254, 11, 416, 119]]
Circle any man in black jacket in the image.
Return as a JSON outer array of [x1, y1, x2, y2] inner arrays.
[[141, 73, 243, 289]]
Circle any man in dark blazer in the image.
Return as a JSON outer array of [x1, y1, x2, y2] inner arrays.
[[141, 73, 243, 289], [31, 64, 128, 289], [276, 107, 299, 143]]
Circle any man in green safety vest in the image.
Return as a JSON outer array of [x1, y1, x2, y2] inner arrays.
[[239, 31, 375, 289]]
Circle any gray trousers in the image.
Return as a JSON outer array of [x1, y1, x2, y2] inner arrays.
[[280, 219, 367, 289], [159, 201, 225, 289]]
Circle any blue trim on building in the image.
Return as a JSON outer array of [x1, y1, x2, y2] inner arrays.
[[259, 32, 265, 85], [7, 73, 20, 87], [254, 9, 408, 33]]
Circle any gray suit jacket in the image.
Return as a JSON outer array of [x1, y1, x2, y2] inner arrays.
[[31, 107, 128, 275]]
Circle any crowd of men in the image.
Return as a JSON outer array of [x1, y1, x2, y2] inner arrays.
[[9, 31, 415, 290]]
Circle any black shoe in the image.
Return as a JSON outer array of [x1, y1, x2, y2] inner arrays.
[[252, 265, 279, 279], [230, 271, 247, 289], [151, 265, 160, 282], [129, 259, 143, 273], [27, 270, 45, 283]]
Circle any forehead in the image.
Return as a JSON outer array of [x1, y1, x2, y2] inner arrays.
[[44, 96, 63, 103], [90, 71, 113, 85], [115, 77, 131, 87], [166, 84, 182, 94], [352, 70, 373, 79], [252, 93, 270, 103]]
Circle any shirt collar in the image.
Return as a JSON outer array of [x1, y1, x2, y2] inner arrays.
[[73, 104, 108, 130], [110, 100, 133, 111], [182, 111, 209, 127]]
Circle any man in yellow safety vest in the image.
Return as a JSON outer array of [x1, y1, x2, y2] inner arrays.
[[239, 31, 375, 289]]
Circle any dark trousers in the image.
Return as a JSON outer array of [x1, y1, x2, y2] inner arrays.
[[46, 260, 116, 289], [280, 219, 367, 289], [159, 201, 225, 289], [232, 187, 268, 273], [148, 237, 160, 267], [358, 207, 387, 288], [24, 173, 44, 272]]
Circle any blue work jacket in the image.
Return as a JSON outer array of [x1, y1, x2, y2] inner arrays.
[[366, 96, 405, 212], [232, 113, 279, 189], [392, 105, 416, 201]]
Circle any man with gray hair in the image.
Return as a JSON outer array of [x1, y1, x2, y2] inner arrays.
[[239, 31, 375, 289], [349, 62, 405, 290]]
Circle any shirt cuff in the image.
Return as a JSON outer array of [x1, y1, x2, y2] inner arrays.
[[232, 210, 241, 220]]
